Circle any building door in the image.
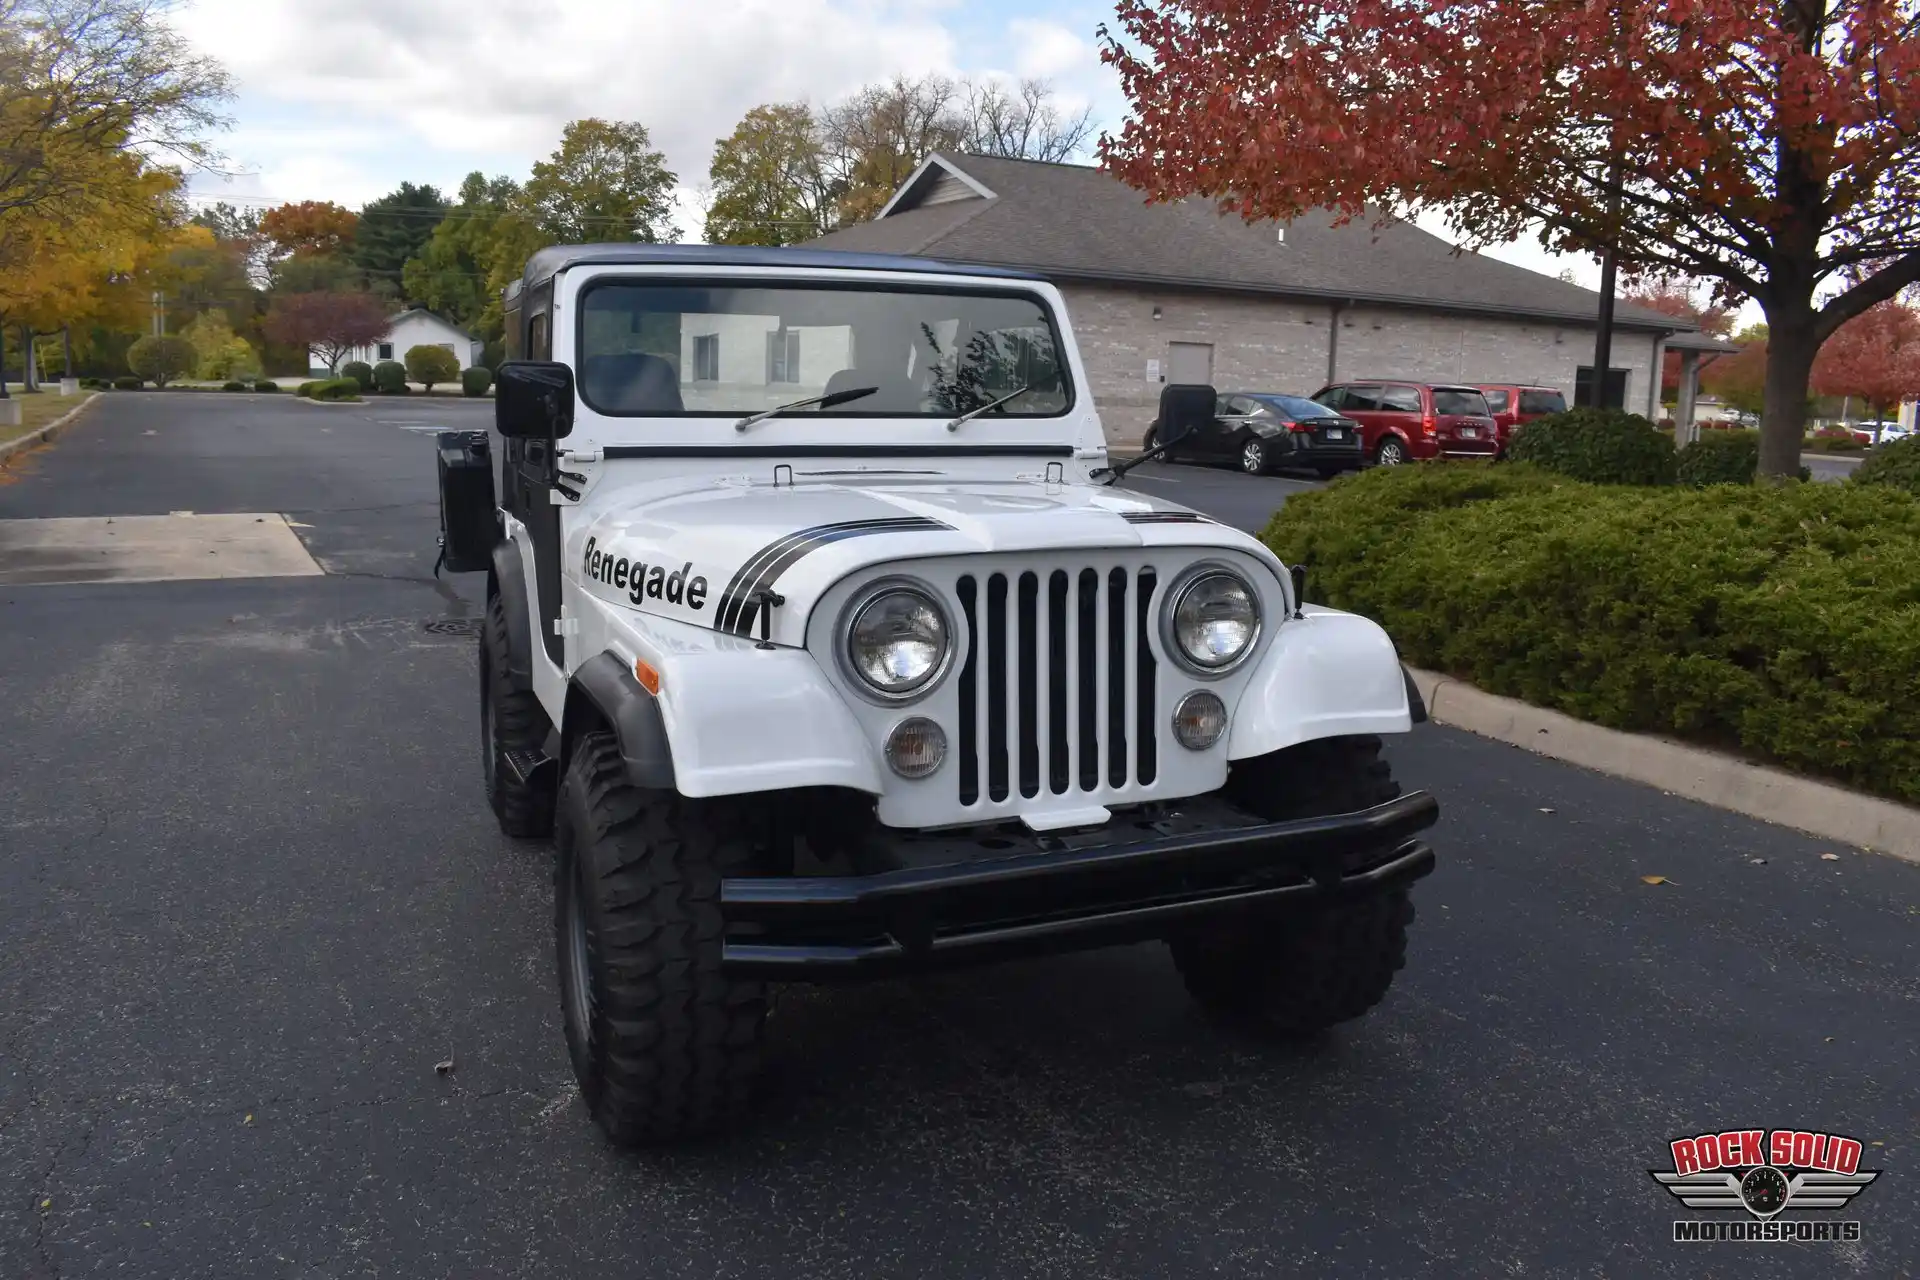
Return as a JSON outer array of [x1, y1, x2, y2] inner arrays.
[[1168, 341, 1214, 387]]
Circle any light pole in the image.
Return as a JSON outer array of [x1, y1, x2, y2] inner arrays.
[[1589, 153, 1622, 408]]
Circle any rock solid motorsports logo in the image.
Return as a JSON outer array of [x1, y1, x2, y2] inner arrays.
[[1650, 1129, 1880, 1243]]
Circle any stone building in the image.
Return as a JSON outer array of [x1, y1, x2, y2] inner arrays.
[[807, 153, 1700, 448]]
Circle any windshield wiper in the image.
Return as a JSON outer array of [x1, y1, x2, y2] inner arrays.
[[945, 384, 1030, 432], [735, 385, 877, 432]]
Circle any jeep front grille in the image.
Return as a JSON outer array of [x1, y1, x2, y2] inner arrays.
[[955, 567, 1159, 805]]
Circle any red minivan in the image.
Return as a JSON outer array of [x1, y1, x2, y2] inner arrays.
[[1308, 381, 1500, 465], [1478, 384, 1569, 454]]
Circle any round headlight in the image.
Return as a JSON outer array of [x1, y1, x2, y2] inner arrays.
[[1171, 571, 1260, 672], [846, 587, 950, 697]]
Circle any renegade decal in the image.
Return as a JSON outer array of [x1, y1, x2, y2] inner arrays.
[[715, 516, 951, 636], [581, 537, 710, 611]]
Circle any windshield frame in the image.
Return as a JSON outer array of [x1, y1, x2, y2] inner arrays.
[[571, 276, 1078, 421]]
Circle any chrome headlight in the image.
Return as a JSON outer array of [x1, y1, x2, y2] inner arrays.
[[845, 585, 951, 698], [1168, 569, 1261, 673]]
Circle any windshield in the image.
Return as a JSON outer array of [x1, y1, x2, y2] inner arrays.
[[576, 281, 1072, 418], [1432, 388, 1491, 415], [1254, 395, 1342, 420], [1518, 389, 1567, 414]]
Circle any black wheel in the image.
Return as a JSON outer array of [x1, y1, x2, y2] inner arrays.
[[1375, 436, 1409, 466], [1144, 424, 1172, 463], [1168, 736, 1414, 1034], [482, 589, 555, 838], [1239, 437, 1268, 474], [554, 732, 770, 1146]]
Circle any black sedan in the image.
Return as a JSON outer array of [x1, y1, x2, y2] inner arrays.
[[1146, 392, 1366, 477]]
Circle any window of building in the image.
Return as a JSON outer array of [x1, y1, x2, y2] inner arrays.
[[1575, 367, 1628, 409], [377, 343, 393, 361], [766, 329, 800, 383], [692, 334, 720, 382]]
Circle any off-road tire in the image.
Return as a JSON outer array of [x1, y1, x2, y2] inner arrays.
[[1169, 735, 1415, 1034], [554, 732, 769, 1146], [481, 590, 554, 837]]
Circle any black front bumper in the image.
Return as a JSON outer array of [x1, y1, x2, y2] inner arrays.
[[721, 791, 1440, 979]]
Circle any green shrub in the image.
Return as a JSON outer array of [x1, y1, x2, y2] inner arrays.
[[460, 365, 492, 397], [340, 360, 374, 391], [126, 335, 198, 387], [371, 359, 408, 393], [309, 377, 362, 402], [405, 344, 460, 391], [1676, 429, 1760, 487], [295, 381, 319, 397], [113, 376, 145, 390], [1851, 435, 1920, 495], [221, 380, 250, 392], [1262, 465, 1920, 803], [1505, 407, 1677, 485], [252, 379, 281, 393]]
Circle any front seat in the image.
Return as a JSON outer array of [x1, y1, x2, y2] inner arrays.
[[582, 352, 683, 413]]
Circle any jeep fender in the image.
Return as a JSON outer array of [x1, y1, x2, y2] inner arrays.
[[1227, 606, 1418, 760], [488, 539, 534, 690], [587, 610, 885, 799]]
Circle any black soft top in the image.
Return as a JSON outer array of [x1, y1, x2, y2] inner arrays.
[[517, 243, 1045, 292]]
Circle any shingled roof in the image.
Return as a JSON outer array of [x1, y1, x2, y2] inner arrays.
[[807, 153, 1688, 333]]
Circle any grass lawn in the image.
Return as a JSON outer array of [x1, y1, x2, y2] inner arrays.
[[1, 386, 96, 447]]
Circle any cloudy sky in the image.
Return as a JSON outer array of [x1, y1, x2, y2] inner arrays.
[[174, 0, 1606, 288]]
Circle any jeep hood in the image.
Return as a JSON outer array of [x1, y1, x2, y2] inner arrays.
[[570, 477, 1276, 639]]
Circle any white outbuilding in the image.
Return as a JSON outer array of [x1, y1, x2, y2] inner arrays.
[[313, 307, 482, 375]]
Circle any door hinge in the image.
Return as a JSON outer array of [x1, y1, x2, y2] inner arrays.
[[561, 447, 603, 464], [553, 607, 580, 638]]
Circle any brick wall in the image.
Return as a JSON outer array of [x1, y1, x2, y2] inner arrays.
[[1058, 282, 1663, 448]]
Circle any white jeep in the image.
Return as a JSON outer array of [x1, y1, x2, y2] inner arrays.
[[436, 244, 1440, 1146]]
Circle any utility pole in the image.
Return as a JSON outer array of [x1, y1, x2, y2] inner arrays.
[[1589, 154, 1622, 408], [151, 291, 166, 337]]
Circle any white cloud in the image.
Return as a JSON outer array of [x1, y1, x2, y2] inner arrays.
[[175, 0, 961, 215]]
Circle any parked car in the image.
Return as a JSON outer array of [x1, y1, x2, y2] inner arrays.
[[1477, 384, 1568, 454], [1308, 381, 1500, 465], [1145, 392, 1365, 477]]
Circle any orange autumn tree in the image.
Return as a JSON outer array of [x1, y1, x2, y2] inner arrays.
[[260, 200, 358, 259], [1099, 0, 1920, 478], [1811, 300, 1920, 429]]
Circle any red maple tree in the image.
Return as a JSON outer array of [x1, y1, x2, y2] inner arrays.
[[1099, 0, 1920, 477], [1812, 301, 1920, 424], [264, 290, 390, 373], [1621, 282, 1734, 400]]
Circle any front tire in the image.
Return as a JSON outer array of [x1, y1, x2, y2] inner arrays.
[[481, 590, 555, 837], [1375, 436, 1409, 466], [554, 732, 770, 1146], [1168, 736, 1415, 1034]]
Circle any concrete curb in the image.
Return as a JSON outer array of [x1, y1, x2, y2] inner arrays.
[[1407, 667, 1920, 864], [0, 392, 102, 466]]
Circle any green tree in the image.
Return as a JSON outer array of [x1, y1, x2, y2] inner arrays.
[[524, 118, 679, 244], [402, 172, 518, 331], [704, 103, 832, 246], [125, 333, 196, 386], [353, 181, 446, 302], [179, 308, 257, 378]]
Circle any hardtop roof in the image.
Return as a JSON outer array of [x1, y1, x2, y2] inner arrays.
[[517, 243, 1046, 292]]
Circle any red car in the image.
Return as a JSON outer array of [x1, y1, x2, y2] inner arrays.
[[1309, 380, 1501, 465], [1477, 384, 1568, 454]]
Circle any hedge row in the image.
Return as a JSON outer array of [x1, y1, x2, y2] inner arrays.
[[1263, 463, 1920, 803]]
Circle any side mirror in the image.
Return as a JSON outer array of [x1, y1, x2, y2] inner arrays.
[[1156, 382, 1216, 445], [495, 361, 575, 440]]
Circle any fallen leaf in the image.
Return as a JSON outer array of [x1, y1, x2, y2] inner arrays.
[[1820, 853, 1841, 861], [244, 1114, 253, 1125], [40, 1199, 50, 1210], [1641, 875, 1670, 885], [1824, 1036, 1834, 1043], [1539, 807, 1557, 815], [1872, 1141, 1884, 1146], [1749, 857, 1768, 865], [435, 1058, 456, 1075]]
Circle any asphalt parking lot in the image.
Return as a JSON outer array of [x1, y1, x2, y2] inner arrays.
[[2, 394, 1915, 1278]]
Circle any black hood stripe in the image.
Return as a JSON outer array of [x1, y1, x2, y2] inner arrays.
[[1119, 510, 1213, 525], [716, 516, 950, 635]]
